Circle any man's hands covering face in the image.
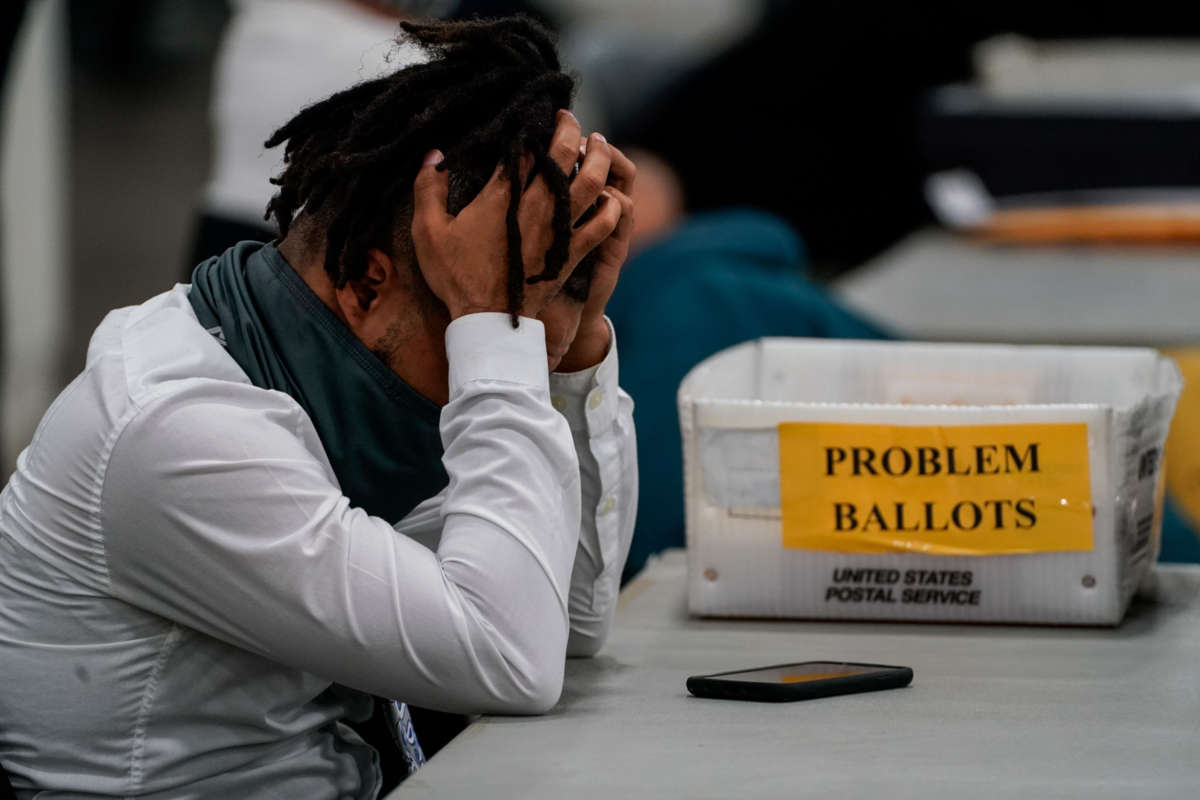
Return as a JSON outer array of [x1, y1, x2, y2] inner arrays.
[[410, 110, 632, 327], [545, 131, 636, 373]]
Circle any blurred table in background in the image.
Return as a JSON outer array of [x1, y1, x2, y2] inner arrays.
[[833, 230, 1200, 346], [392, 550, 1200, 799]]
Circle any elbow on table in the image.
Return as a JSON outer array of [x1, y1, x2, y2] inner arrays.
[[438, 547, 569, 714], [565, 627, 606, 658], [516, 670, 564, 715], [484, 655, 564, 715]]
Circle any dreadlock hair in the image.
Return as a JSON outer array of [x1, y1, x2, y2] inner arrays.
[[263, 15, 594, 327]]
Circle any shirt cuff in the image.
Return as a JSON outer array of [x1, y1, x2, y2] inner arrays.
[[549, 317, 619, 433], [445, 313, 549, 397]]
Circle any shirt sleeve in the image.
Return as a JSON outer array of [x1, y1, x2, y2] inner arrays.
[[548, 317, 638, 657], [101, 313, 579, 715]]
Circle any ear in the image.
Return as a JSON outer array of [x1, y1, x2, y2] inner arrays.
[[334, 248, 396, 326]]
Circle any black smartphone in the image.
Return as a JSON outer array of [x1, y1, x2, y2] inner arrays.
[[686, 661, 913, 703]]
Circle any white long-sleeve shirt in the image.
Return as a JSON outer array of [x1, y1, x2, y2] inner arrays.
[[0, 285, 637, 799]]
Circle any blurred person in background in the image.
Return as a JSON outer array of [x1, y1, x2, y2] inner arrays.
[[0, 16, 637, 798], [606, 186, 889, 580], [193, 0, 432, 262], [192, 0, 552, 266]]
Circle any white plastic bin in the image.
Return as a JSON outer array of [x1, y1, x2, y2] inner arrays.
[[678, 338, 1182, 625]]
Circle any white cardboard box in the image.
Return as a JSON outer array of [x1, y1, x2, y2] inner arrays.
[[679, 339, 1182, 625]]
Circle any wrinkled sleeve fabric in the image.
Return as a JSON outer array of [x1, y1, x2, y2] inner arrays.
[[101, 313, 580, 714], [548, 319, 638, 657]]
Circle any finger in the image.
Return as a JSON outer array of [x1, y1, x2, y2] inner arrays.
[[515, 162, 553, 237], [411, 150, 451, 241], [547, 109, 583, 177], [518, 152, 535, 189], [516, 113, 582, 252], [476, 159, 514, 205], [604, 186, 635, 246], [605, 144, 638, 194], [568, 190, 622, 265], [575, 138, 588, 181], [570, 133, 612, 223], [452, 159, 514, 231], [590, 189, 633, 291]]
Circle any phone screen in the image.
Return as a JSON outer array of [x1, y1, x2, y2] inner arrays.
[[712, 661, 889, 684]]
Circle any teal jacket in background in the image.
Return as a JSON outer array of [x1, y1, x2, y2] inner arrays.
[[607, 209, 1200, 581], [606, 210, 888, 580]]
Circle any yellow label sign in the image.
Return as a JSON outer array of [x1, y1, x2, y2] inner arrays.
[[778, 422, 1094, 555]]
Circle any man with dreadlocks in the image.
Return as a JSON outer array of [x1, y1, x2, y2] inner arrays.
[[0, 16, 637, 799]]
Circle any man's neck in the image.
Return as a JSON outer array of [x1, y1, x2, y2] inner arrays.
[[276, 236, 451, 406], [381, 319, 451, 407]]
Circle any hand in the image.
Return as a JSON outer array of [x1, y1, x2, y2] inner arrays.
[[410, 111, 624, 321], [552, 138, 636, 372]]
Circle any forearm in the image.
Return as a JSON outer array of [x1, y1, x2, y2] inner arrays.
[[435, 320, 582, 705], [550, 319, 638, 656], [563, 405, 637, 656]]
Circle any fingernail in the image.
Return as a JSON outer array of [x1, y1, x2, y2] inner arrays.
[[423, 149, 444, 167], [594, 133, 607, 144], [562, 109, 577, 123]]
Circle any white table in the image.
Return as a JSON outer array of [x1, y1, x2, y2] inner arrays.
[[833, 230, 1200, 346], [392, 550, 1200, 799]]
